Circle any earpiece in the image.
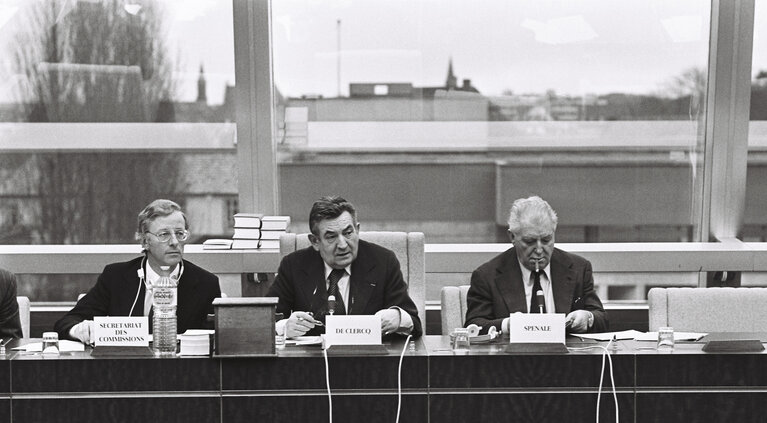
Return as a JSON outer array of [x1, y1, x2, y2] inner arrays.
[[129, 255, 148, 317]]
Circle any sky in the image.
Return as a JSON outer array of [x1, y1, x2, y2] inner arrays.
[[269, 0, 715, 98], [2, 0, 767, 104], [141, 0, 720, 101]]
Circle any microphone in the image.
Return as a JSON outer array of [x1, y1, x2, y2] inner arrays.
[[328, 295, 336, 315], [534, 261, 543, 313], [536, 289, 545, 313]]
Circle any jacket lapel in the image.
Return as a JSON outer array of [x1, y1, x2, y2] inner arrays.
[[175, 260, 197, 314], [495, 247, 528, 314], [125, 257, 146, 316], [550, 249, 575, 313], [300, 251, 328, 311], [349, 241, 375, 315]]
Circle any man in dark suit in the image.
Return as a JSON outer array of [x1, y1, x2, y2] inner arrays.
[[268, 196, 422, 338], [465, 196, 607, 334], [55, 199, 221, 344], [0, 268, 23, 339]]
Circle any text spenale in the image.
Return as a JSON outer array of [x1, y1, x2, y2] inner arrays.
[[523, 325, 552, 332]]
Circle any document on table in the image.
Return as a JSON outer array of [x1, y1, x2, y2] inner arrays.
[[634, 331, 707, 342], [286, 336, 322, 346], [13, 340, 86, 352], [571, 329, 645, 341], [572, 330, 707, 342]]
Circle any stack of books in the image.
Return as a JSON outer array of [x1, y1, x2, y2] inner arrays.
[[231, 214, 291, 249]]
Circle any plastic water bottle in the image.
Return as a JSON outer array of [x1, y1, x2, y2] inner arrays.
[[152, 274, 178, 356]]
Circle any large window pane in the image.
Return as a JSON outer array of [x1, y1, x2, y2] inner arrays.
[[273, 0, 710, 244], [0, 0, 237, 300], [743, 0, 767, 288], [746, 0, 767, 243]]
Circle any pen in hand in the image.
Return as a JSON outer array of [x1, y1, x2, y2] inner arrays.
[[306, 312, 323, 327]]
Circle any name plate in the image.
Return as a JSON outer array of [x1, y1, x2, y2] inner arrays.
[[325, 315, 381, 346], [509, 313, 566, 344], [94, 316, 149, 347]]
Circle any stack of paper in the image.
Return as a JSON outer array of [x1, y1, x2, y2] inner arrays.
[[13, 340, 85, 352], [179, 329, 214, 356], [202, 239, 233, 250]]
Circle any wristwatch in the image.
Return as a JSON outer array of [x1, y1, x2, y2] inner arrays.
[[587, 311, 595, 328]]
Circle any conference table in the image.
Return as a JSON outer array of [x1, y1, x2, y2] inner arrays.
[[1, 334, 766, 423]]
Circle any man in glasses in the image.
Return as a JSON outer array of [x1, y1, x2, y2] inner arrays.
[[465, 196, 607, 334], [55, 199, 221, 344]]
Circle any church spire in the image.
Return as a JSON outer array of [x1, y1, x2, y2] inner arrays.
[[196, 63, 207, 103], [446, 57, 457, 90]]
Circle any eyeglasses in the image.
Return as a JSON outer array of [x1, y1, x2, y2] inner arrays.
[[146, 229, 189, 243]]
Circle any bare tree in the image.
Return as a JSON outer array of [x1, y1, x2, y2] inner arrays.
[[7, 0, 183, 244], [659, 66, 707, 121], [11, 0, 175, 122], [664, 67, 707, 99]]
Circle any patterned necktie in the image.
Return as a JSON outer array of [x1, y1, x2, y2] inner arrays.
[[328, 268, 347, 315], [529, 270, 546, 313]]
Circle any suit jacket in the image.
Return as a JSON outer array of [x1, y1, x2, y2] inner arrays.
[[0, 269, 23, 339], [267, 239, 423, 337], [54, 257, 221, 340], [465, 247, 608, 333]]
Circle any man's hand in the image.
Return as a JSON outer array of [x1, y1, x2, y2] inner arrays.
[[69, 320, 94, 345], [566, 310, 593, 333], [376, 308, 401, 335], [502, 317, 510, 334], [285, 311, 319, 339]]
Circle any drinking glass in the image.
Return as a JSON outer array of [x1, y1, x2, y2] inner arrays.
[[657, 327, 674, 351]]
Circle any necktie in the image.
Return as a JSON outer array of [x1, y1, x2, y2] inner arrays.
[[529, 270, 546, 313], [328, 268, 347, 315]]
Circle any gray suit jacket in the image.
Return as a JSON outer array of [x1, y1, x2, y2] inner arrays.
[[465, 247, 608, 333]]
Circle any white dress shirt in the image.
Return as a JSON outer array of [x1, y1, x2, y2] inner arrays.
[[516, 260, 555, 313], [320, 262, 413, 334], [143, 263, 181, 315]]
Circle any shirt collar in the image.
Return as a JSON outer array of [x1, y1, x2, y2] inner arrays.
[[517, 258, 551, 285], [145, 262, 181, 283], [323, 262, 352, 279]]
